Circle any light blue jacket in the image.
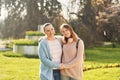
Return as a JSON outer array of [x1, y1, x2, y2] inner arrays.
[[38, 37, 60, 80]]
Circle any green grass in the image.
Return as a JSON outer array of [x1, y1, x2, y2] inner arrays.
[[83, 44, 120, 80], [84, 47, 120, 68], [0, 43, 120, 80], [0, 51, 39, 80], [83, 68, 120, 80]]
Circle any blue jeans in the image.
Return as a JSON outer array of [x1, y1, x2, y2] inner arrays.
[[53, 70, 61, 80]]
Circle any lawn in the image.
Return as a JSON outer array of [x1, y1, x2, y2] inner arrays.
[[0, 51, 39, 80], [83, 44, 120, 80], [0, 43, 120, 80], [83, 68, 120, 80]]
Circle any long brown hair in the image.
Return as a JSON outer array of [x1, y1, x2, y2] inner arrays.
[[60, 24, 78, 44]]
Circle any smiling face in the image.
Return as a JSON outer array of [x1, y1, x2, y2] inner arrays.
[[61, 27, 71, 38], [44, 24, 55, 37]]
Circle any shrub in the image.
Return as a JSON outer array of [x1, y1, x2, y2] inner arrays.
[[26, 31, 45, 36], [13, 39, 38, 46], [83, 63, 120, 71], [26, 31, 61, 36], [2, 51, 24, 57]]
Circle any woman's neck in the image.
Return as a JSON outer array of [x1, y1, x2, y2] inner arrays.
[[67, 38, 73, 43], [47, 36, 55, 40]]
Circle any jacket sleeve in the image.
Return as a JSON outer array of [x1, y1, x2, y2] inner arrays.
[[38, 42, 60, 69], [62, 40, 84, 68]]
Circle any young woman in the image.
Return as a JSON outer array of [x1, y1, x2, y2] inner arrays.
[[60, 24, 85, 80]]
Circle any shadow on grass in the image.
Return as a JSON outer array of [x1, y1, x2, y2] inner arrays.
[[1, 50, 39, 59], [23, 54, 39, 59]]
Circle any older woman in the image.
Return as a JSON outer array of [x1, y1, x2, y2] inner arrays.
[[38, 23, 63, 80]]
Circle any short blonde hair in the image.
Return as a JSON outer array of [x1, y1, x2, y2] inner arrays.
[[43, 23, 52, 32]]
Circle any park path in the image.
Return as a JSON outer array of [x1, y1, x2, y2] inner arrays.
[[0, 40, 11, 51]]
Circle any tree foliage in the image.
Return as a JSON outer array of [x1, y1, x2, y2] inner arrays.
[[0, 0, 61, 38], [0, 0, 120, 47], [95, 0, 120, 43]]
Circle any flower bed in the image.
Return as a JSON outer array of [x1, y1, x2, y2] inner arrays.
[[25, 31, 45, 41], [13, 45, 38, 55], [13, 39, 38, 55]]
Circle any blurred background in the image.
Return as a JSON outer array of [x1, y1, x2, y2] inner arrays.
[[0, 0, 120, 47]]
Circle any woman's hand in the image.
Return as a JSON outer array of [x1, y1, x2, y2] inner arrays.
[[60, 63, 69, 69]]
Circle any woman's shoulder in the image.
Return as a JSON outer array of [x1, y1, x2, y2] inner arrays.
[[77, 38, 83, 41], [77, 38, 84, 48], [77, 38, 84, 44], [55, 36, 63, 43], [55, 35, 62, 40], [38, 37, 47, 44]]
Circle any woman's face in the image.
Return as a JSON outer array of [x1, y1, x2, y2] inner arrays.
[[44, 24, 55, 37], [61, 27, 71, 38]]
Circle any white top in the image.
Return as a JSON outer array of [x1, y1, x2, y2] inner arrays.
[[48, 39, 62, 64]]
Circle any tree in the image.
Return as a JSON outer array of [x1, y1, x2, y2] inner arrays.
[[65, 0, 97, 47], [95, 0, 120, 43], [0, 0, 27, 38], [0, 0, 62, 38]]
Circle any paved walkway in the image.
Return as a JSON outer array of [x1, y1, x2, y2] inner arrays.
[[0, 40, 11, 51], [0, 45, 11, 51]]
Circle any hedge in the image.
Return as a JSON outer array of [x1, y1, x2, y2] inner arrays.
[[26, 31, 45, 36], [13, 39, 38, 46]]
